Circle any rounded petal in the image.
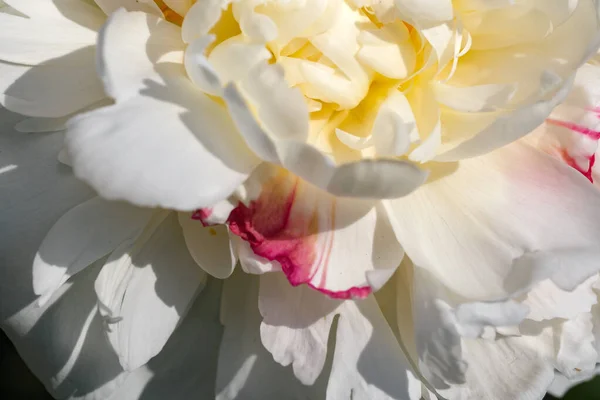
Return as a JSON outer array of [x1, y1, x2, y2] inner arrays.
[[386, 140, 600, 302], [178, 211, 237, 279], [67, 9, 259, 210], [228, 166, 404, 299]]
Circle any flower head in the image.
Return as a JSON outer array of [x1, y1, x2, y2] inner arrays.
[[3, 1, 600, 400]]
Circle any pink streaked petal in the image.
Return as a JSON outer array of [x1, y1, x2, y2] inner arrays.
[[227, 167, 403, 299]]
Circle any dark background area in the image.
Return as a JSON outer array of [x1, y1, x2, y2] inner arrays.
[[0, 329, 597, 399]]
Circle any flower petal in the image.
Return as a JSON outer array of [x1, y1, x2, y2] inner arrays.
[[33, 197, 153, 306], [0, 54, 105, 118], [0, 108, 95, 321], [95, 213, 206, 371], [327, 296, 422, 400], [95, 0, 163, 16], [4, 263, 130, 400], [113, 277, 224, 400], [386, 140, 600, 302], [0, 12, 100, 65], [228, 166, 403, 299], [223, 83, 429, 199], [67, 9, 258, 210], [216, 270, 327, 400], [436, 74, 574, 161], [178, 212, 237, 279], [258, 273, 340, 385], [396, 263, 558, 400]]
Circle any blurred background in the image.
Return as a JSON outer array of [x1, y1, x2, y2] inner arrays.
[[1, 328, 597, 400]]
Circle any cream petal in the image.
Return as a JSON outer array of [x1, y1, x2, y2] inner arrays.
[[436, 74, 574, 161], [32, 197, 153, 306], [95, 213, 206, 371], [258, 273, 341, 385], [163, 0, 193, 16], [394, 0, 453, 23], [227, 166, 403, 299], [178, 211, 237, 279], [181, 0, 230, 44], [223, 83, 429, 198], [386, 140, 600, 302]]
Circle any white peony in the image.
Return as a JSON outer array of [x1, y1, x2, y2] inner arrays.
[[3, 1, 600, 399]]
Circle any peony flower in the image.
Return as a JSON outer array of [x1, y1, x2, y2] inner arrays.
[[3, 1, 600, 399]]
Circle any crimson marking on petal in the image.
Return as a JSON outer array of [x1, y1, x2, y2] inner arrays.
[[546, 118, 600, 140], [227, 172, 372, 300], [560, 149, 595, 183], [191, 208, 213, 226]]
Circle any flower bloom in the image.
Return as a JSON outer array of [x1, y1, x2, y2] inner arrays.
[[3, 1, 600, 399]]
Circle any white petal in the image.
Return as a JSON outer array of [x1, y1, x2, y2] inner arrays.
[[258, 273, 340, 385], [327, 296, 421, 400], [95, 213, 206, 371], [33, 197, 153, 305], [178, 212, 237, 279], [521, 276, 598, 321], [69, 9, 258, 210], [216, 270, 326, 399], [110, 277, 223, 400], [4, 263, 130, 400], [97, 9, 185, 102], [0, 12, 100, 65], [228, 166, 403, 298], [0, 107, 94, 322], [555, 313, 597, 379], [386, 140, 600, 302], [95, 0, 163, 16], [0, 56, 105, 118]]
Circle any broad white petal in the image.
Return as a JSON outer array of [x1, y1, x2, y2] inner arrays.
[[386, 140, 600, 302], [228, 166, 403, 299], [327, 296, 422, 400], [4, 263, 131, 400], [95, 213, 206, 371], [95, 0, 163, 16], [216, 270, 326, 400], [33, 197, 153, 305], [109, 277, 224, 400], [258, 273, 341, 385], [0, 12, 99, 65], [68, 9, 258, 210], [0, 108, 94, 322], [0, 55, 105, 118]]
